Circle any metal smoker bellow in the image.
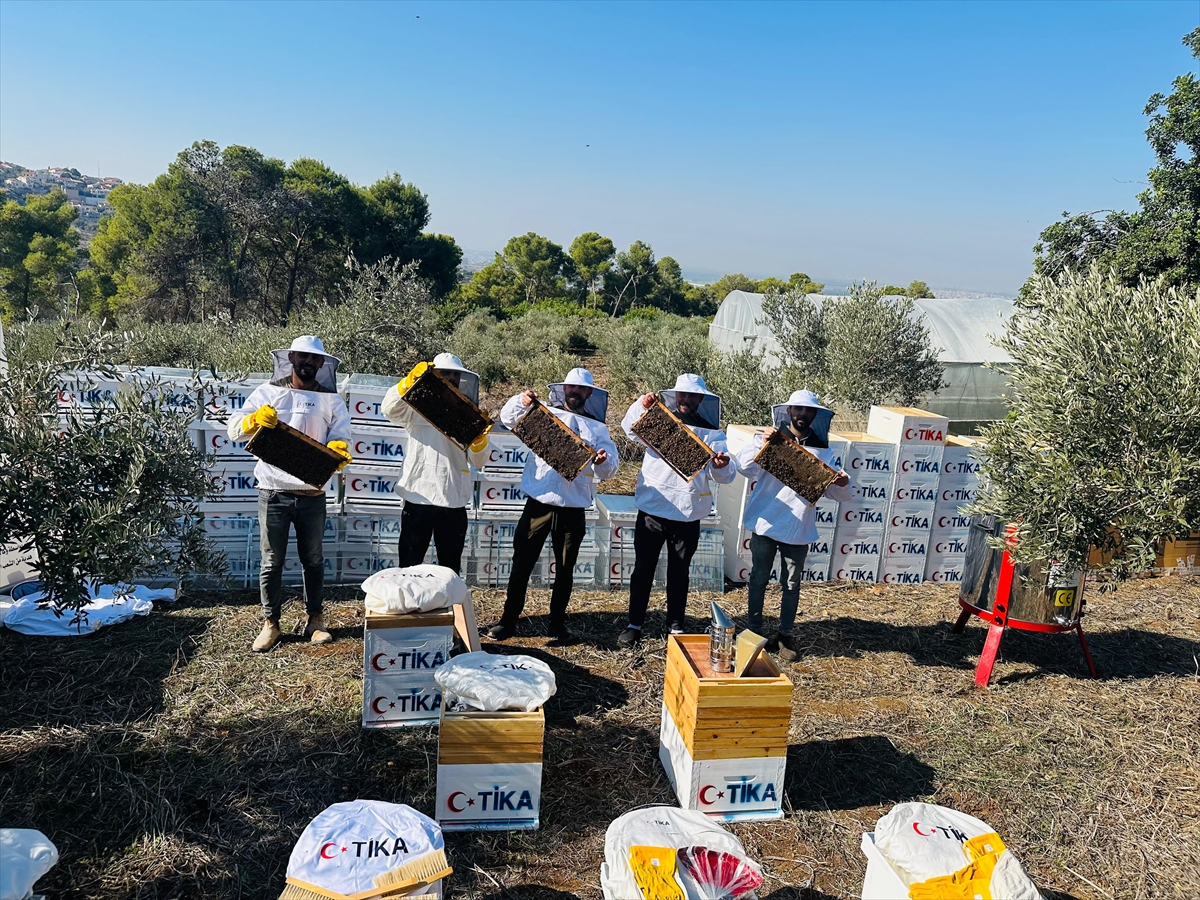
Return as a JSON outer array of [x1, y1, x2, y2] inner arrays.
[[708, 601, 736, 673], [952, 515, 1098, 686]]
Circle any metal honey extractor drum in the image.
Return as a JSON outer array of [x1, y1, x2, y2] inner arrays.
[[960, 516, 1084, 627]]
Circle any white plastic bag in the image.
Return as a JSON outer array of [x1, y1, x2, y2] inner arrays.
[[1, 583, 175, 636], [0, 828, 58, 900], [285, 800, 448, 898], [362, 565, 469, 615], [867, 802, 1041, 900], [433, 651, 556, 711], [600, 806, 762, 900]]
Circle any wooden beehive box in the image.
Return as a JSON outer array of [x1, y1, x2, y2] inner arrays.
[[630, 401, 715, 482], [403, 366, 493, 450], [245, 420, 343, 487], [510, 400, 595, 481], [663, 635, 792, 760], [755, 428, 839, 504], [437, 706, 545, 765]]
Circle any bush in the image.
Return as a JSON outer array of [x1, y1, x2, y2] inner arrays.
[[449, 308, 593, 389], [973, 267, 1200, 578]]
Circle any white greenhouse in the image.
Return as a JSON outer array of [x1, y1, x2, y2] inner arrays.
[[709, 290, 1015, 426]]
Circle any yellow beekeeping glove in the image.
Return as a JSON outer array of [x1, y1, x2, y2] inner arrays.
[[243, 405, 278, 434], [327, 440, 353, 471], [907, 834, 1004, 900], [397, 361, 430, 397], [629, 846, 683, 900], [470, 432, 489, 452]]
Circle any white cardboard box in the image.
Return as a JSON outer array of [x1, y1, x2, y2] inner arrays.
[[190, 421, 253, 459], [894, 443, 945, 484], [925, 552, 967, 584], [349, 424, 408, 468], [832, 432, 898, 477], [886, 504, 936, 535], [362, 612, 454, 728], [878, 555, 928, 585], [435, 762, 542, 831], [476, 476, 528, 509], [836, 503, 887, 532], [850, 471, 894, 507], [480, 432, 531, 473], [866, 406, 949, 445], [831, 551, 881, 583], [658, 701, 785, 822], [889, 475, 940, 506], [344, 465, 404, 504]]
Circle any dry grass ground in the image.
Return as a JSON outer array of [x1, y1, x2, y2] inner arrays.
[[2, 576, 1198, 899]]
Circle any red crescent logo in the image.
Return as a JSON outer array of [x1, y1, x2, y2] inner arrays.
[[698, 784, 717, 805], [351, 478, 365, 491], [447, 791, 467, 812], [902, 460, 912, 472], [371, 696, 389, 715], [320, 842, 338, 859], [354, 441, 368, 454], [905, 427, 916, 439], [912, 822, 936, 836], [371, 653, 388, 672]]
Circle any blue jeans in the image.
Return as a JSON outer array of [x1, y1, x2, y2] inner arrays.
[[258, 490, 326, 621], [747, 532, 807, 636]]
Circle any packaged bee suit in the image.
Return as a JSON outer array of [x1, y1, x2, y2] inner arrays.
[[361, 565, 470, 615], [861, 802, 1041, 900], [434, 651, 556, 712], [601, 806, 763, 900]]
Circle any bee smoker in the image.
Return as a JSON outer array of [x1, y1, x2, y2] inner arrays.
[[708, 601, 736, 673]]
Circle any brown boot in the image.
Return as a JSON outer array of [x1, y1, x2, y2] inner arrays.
[[252, 618, 282, 653], [304, 613, 332, 645]]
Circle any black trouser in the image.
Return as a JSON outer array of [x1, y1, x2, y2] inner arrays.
[[397, 502, 469, 574], [258, 490, 326, 621], [627, 510, 700, 629], [500, 497, 586, 630]]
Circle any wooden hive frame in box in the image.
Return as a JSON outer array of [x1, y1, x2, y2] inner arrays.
[[510, 399, 596, 481], [438, 706, 545, 766], [630, 401, 716, 482], [245, 420, 344, 487], [403, 365, 494, 450], [754, 428, 839, 504], [663, 635, 792, 760]]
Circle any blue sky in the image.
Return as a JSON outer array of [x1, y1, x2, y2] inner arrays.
[[1, 1, 1195, 294]]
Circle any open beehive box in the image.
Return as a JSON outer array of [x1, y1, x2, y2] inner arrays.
[[664, 635, 792, 760], [630, 401, 715, 482], [510, 399, 596, 481], [403, 366, 493, 450], [245, 421, 343, 487], [754, 428, 839, 504]]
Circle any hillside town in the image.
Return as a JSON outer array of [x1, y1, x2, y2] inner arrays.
[[0, 162, 122, 241]]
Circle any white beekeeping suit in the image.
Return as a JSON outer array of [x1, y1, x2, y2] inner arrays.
[[381, 353, 490, 508]]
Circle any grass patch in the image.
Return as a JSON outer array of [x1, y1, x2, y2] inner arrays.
[[2, 578, 1198, 898]]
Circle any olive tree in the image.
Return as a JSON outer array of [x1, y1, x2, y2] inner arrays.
[[0, 323, 219, 618], [822, 282, 945, 413], [972, 266, 1200, 577]]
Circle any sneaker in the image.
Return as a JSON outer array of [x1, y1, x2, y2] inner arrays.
[[487, 621, 515, 641], [304, 614, 333, 645], [617, 626, 642, 648], [252, 619, 282, 653], [667, 621, 686, 635], [547, 623, 575, 646], [776, 633, 798, 662]]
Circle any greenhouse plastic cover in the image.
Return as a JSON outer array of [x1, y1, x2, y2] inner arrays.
[[710, 291, 1015, 422]]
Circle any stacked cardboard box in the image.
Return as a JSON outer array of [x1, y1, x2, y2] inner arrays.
[[867, 407, 950, 585], [341, 374, 406, 517], [925, 436, 984, 584], [830, 432, 896, 583], [597, 494, 722, 592]]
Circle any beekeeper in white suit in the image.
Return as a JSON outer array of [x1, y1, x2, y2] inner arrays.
[[382, 353, 490, 574], [230, 335, 353, 653], [735, 389, 852, 660], [486, 368, 619, 645], [617, 374, 736, 648]]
